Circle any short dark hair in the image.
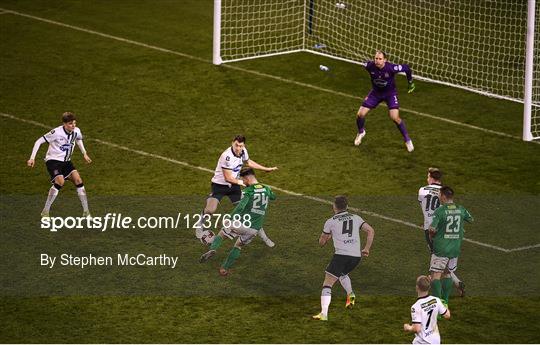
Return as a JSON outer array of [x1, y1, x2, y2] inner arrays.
[[429, 168, 442, 181], [334, 195, 348, 211], [62, 112, 76, 123], [440, 186, 454, 199], [233, 135, 246, 143], [239, 167, 255, 177], [376, 50, 388, 59], [416, 275, 431, 292]]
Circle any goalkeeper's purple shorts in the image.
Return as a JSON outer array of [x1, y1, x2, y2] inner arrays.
[[362, 90, 400, 110]]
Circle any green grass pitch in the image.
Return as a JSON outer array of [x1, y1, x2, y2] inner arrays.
[[1, 0, 539, 343]]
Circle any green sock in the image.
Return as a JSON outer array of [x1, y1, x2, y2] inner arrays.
[[222, 247, 241, 270], [441, 278, 453, 304], [210, 234, 223, 250], [431, 279, 442, 299]]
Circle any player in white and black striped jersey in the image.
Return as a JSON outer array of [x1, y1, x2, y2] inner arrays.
[[27, 112, 92, 218], [312, 196, 374, 321], [404, 275, 450, 344], [418, 167, 465, 297], [418, 168, 443, 252], [195, 135, 277, 245]]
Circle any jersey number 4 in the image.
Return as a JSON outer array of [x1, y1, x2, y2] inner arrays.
[[342, 219, 353, 237]]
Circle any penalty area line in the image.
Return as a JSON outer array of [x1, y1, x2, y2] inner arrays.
[[2, 111, 538, 254], [1, 8, 539, 145]]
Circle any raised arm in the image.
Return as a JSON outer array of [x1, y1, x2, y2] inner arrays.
[[27, 137, 47, 167], [246, 159, 278, 172]]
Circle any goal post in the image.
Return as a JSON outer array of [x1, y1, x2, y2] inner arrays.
[[213, 0, 539, 141], [524, 0, 538, 141], [212, 0, 222, 65]]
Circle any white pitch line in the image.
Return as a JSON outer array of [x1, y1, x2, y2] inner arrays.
[[3, 112, 538, 253], [460, 237, 510, 253], [507, 243, 540, 252], [0, 8, 208, 64], [2, 8, 539, 145]]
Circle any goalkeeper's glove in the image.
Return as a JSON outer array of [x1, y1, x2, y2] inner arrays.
[[408, 81, 416, 94]]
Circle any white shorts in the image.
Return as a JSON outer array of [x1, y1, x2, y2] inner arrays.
[[430, 254, 458, 273], [222, 225, 258, 245]]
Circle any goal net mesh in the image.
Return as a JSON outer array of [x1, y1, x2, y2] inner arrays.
[[218, 0, 539, 139]]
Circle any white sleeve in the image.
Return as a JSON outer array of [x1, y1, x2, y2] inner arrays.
[[76, 128, 83, 140], [356, 215, 366, 229], [42, 128, 56, 143], [221, 152, 233, 170], [76, 140, 87, 155], [438, 299, 448, 316], [30, 137, 47, 160], [411, 305, 422, 324], [322, 219, 332, 234], [418, 187, 426, 202], [243, 148, 250, 162]]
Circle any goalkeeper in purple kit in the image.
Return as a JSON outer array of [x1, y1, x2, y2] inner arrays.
[[354, 50, 416, 152]]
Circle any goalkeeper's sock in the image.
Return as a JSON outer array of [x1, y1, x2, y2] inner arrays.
[[210, 234, 224, 251], [356, 116, 366, 133], [396, 121, 411, 142], [431, 279, 442, 299], [441, 278, 453, 304], [222, 246, 241, 270]]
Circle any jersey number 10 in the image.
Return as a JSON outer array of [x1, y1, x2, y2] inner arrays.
[[425, 194, 440, 211]]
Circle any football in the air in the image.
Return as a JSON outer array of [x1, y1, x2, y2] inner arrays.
[[200, 230, 215, 245]]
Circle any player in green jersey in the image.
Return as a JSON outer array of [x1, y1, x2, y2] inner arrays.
[[199, 168, 276, 276], [429, 186, 473, 306]]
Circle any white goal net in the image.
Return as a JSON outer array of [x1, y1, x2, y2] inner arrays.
[[214, 0, 540, 140]]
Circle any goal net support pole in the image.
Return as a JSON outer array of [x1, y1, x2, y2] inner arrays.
[[213, 0, 222, 65], [524, 0, 536, 141]]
